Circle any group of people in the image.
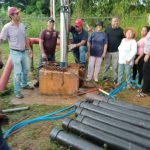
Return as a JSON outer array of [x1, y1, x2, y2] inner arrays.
[[70, 16, 150, 97], [0, 6, 150, 99]]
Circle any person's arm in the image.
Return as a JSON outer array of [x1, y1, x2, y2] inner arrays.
[[0, 39, 3, 54], [87, 34, 92, 58], [144, 33, 150, 62], [126, 40, 137, 64], [135, 39, 145, 64], [76, 30, 88, 47], [39, 39, 47, 61], [86, 24, 94, 33], [39, 30, 47, 61], [102, 33, 108, 58], [25, 37, 33, 58], [144, 52, 150, 62], [102, 43, 108, 58], [0, 25, 8, 54], [87, 42, 91, 58], [76, 40, 87, 47], [135, 53, 144, 64]]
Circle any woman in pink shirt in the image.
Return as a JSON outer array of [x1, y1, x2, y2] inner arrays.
[[132, 26, 149, 88]]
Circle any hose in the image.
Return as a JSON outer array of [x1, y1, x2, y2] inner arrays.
[[3, 105, 75, 139]]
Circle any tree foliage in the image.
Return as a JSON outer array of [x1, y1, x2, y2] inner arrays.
[[0, 0, 149, 17]]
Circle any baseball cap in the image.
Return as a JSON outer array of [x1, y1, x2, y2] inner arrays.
[[96, 21, 103, 27], [47, 17, 55, 22], [7, 6, 20, 16], [75, 19, 83, 27]]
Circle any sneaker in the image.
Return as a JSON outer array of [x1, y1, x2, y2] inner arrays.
[[113, 79, 117, 84], [34, 81, 39, 87], [131, 79, 137, 84], [126, 85, 131, 89], [102, 77, 108, 82], [115, 82, 121, 87], [136, 84, 142, 89], [22, 85, 34, 90], [86, 78, 91, 82], [94, 79, 98, 82], [16, 93, 24, 99]]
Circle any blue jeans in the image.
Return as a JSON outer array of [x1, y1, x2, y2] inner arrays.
[[118, 63, 132, 86], [73, 46, 87, 67], [36, 53, 55, 80], [10, 50, 30, 95]]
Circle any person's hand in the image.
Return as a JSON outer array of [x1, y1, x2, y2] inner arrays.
[[42, 53, 48, 62], [102, 53, 106, 59], [135, 58, 139, 65], [126, 60, 130, 64], [144, 54, 150, 62], [86, 52, 90, 60], [68, 44, 77, 51], [28, 49, 33, 58]]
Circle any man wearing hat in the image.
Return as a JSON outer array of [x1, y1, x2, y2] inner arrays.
[[69, 18, 88, 68], [34, 17, 59, 87], [0, 7, 33, 99]]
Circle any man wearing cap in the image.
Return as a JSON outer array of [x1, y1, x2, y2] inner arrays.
[[0, 7, 33, 99], [69, 18, 88, 68], [34, 17, 59, 87]]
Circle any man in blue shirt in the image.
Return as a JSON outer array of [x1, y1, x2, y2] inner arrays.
[[69, 19, 88, 68]]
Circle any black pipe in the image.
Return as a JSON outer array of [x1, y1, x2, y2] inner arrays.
[[62, 118, 146, 150], [76, 115, 150, 149], [50, 128, 102, 150], [85, 93, 150, 114], [93, 100, 150, 115], [75, 107, 150, 139], [92, 100, 150, 121], [75, 101, 150, 129]]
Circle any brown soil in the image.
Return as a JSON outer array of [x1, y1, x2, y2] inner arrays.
[[11, 82, 150, 109], [11, 88, 86, 106]]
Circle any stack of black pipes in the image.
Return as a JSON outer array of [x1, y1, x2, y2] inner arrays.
[[50, 94, 150, 150]]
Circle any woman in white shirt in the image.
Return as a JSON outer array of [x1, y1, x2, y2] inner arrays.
[[116, 28, 137, 89]]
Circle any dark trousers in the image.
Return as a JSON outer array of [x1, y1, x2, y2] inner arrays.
[[133, 55, 144, 84], [142, 58, 150, 93]]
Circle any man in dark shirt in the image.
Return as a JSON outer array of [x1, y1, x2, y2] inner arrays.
[[69, 19, 88, 67], [34, 17, 59, 87], [103, 17, 124, 83]]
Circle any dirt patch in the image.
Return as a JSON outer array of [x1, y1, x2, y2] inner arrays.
[[10, 84, 150, 108], [117, 89, 150, 108], [10, 88, 87, 106]]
